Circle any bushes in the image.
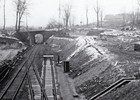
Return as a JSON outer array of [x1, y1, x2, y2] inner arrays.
[[14, 32, 29, 45]]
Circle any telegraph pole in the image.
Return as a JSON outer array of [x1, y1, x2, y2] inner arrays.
[[26, 13, 28, 31], [3, 0, 6, 31], [59, 0, 61, 30]]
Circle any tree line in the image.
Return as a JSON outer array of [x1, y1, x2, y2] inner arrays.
[[1, 0, 140, 32], [47, 0, 103, 29]]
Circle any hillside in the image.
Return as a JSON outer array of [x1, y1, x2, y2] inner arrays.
[[0, 35, 25, 63], [47, 29, 140, 99]]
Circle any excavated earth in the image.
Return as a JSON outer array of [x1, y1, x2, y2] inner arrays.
[[47, 30, 140, 100]]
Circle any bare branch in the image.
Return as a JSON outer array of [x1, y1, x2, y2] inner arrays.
[[63, 4, 72, 28], [94, 0, 100, 27], [14, 0, 28, 33], [94, 7, 97, 13]]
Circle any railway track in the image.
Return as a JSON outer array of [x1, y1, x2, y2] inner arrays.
[[0, 46, 39, 100], [0, 46, 31, 83], [27, 73, 35, 100], [0, 67, 10, 82], [41, 60, 47, 100], [28, 54, 59, 100], [50, 57, 57, 100], [0, 45, 59, 100], [32, 62, 48, 100], [89, 77, 136, 100]]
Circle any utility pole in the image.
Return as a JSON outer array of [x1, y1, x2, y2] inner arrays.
[[97, 0, 99, 27], [100, 10, 103, 27], [3, 0, 6, 31], [94, 0, 100, 27], [86, 6, 89, 26], [132, 0, 135, 29], [26, 13, 31, 45], [59, 0, 61, 30], [26, 13, 28, 31]]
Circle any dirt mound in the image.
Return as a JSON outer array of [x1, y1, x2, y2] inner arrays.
[[47, 34, 140, 99]]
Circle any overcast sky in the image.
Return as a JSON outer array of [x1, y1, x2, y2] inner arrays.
[[0, 0, 139, 27]]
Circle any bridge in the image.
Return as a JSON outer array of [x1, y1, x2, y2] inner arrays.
[[16, 30, 63, 45]]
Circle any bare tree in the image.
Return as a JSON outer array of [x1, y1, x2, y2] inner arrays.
[[69, 16, 72, 27], [136, 7, 140, 24], [63, 4, 72, 28], [14, 0, 27, 33], [63, 17, 66, 27], [94, 0, 100, 27], [86, 6, 89, 26], [46, 19, 62, 29]]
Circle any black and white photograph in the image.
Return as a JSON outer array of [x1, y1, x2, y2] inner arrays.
[[0, 0, 140, 100]]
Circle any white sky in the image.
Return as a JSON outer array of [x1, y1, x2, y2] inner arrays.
[[0, 0, 139, 27]]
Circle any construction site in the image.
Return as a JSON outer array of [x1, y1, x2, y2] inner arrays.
[[1, 0, 140, 100]]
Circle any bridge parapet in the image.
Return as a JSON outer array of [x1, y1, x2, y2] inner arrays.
[[17, 30, 62, 45]]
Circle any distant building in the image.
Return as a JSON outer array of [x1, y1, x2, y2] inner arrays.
[[104, 13, 140, 28]]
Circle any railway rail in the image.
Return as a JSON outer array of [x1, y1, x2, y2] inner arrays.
[[0, 46, 38, 100], [0, 46, 31, 82], [31, 54, 58, 100], [25, 50, 56, 100], [41, 60, 47, 100], [89, 77, 136, 100], [0, 45, 59, 100], [32, 62, 49, 100], [26, 56, 58, 100], [50, 57, 57, 100], [27, 73, 35, 100], [0, 66, 10, 82]]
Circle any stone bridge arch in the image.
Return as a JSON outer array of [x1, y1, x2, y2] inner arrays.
[[19, 30, 61, 45], [35, 34, 43, 43]]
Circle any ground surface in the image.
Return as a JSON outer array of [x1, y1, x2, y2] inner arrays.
[[5, 44, 78, 100], [47, 29, 140, 100], [1, 28, 140, 100]]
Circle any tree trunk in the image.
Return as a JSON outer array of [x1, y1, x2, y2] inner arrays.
[[66, 17, 69, 28], [86, 9, 88, 26], [97, 12, 99, 27], [15, 10, 19, 33], [69, 17, 72, 27], [96, 0, 99, 27], [17, 16, 21, 33]]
